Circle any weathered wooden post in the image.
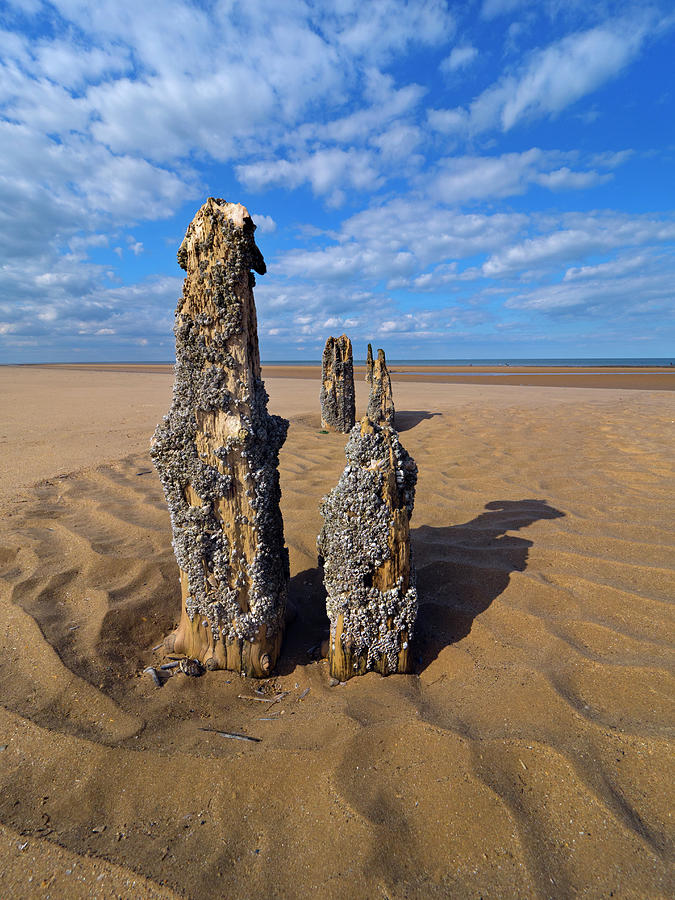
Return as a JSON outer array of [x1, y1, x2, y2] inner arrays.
[[367, 348, 395, 426], [320, 334, 355, 433], [365, 343, 374, 383], [317, 416, 418, 680], [151, 198, 289, 677]]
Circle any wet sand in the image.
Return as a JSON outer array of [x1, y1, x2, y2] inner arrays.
[[15, 361, 675, 392], [0, 366, 673, 898]]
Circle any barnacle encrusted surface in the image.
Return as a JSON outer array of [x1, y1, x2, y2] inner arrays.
[[320, 334, 355, 433], [151, 198, 289, 672], [366, 348, 395, 427], [317, 417, 418, 677]]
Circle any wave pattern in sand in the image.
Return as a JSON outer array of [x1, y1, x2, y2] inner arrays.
[[0, 383, 673, 898]]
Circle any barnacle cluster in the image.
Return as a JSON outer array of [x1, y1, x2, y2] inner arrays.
[[318, 418, 418, 673], [320, 334, 356, 433], [151, 199, 289, 647]]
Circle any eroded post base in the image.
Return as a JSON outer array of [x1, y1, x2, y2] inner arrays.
[[167, 610, 282, 678], [328, 613, 411, 681], [166, 574, 283, 677]]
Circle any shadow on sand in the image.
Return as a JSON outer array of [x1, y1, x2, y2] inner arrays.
[[280, 498, 564, 677], [277, 565, 328, 676], [395, 410, 442, 432], [412, 498, 565, 672]]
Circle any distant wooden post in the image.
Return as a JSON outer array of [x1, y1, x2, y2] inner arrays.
[[320, 335, 355, 433], [367, 348, 395, 426], [318, 416, 418, 680], [151, 198, 289, 677], [365, 343, 374, 383]]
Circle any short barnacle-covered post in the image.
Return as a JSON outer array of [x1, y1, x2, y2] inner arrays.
[[317, 416, 418, 680], [151, 198, 289, 677], [320, 334, 356, 433], [366, 348, 395, 427], [365, 343, 374, 383]]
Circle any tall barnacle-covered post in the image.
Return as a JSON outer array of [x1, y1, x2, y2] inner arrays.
[[151, 198, 289, 678], [367, 348, 395, 427], [365, 343, 374, 383], [320, 334, 356, 433], [317, 416, 418, 680]]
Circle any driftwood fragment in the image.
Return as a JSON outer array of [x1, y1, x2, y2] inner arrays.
[[320, 335, 355, 433], [200, 728, 261, 743], [317, 416, 418, 680], [151, 199, 289, 677], [366, 348, 395, 427]]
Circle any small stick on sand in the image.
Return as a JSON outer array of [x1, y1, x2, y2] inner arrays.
[[160, 661, 180, 670], [199, 728, 261, 743], [238, 692, 288, 704], [298, 687, 310, 700], [151, 643, 164, 651], [266, 691, 289, 706]]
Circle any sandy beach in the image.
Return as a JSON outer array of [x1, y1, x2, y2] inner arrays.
[[0, 365, 673, 898]]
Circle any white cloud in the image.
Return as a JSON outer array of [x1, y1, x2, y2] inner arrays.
[[501, 26, 645, 130], [533, 166, 611, 190], [432, 20, 653, 135], [482, 214, 675, 277], [323, 0, 456, 59], [427, 106, 469, 134], [237, 148, 383, 198], [274, 201, 526, 288], [251, 214, 276, 234], [370, 123, 423, 160], [430, 149, 613, 204], [0, 269, 183, 346], [505, 265, 675, 314], [563, 254, 647, 281], [440, 45, 478, 73], [313, 73, 425, 145], [0, 121, 197, 228], [483, 229, 602, 276], [591, 149, 634, 169], [126, 238, 144, 255], [35, 39, 132, 88], [0, 0, 451, 168]]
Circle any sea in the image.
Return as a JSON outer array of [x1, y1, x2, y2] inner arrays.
[[12, 357, 670, 367]]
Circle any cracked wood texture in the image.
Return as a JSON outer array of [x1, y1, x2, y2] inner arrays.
[[320, 334, 356, 433], [151, 199, 289, 677], [367, 348, 395, 427]]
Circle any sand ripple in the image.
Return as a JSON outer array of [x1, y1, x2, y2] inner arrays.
[[0, 382, 673, 898]]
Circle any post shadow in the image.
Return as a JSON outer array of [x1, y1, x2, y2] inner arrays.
[[278, 498, 564, 677], [276, 565, 329, 676], [395, 411, 442, 432], [412, 499, 565, 672]]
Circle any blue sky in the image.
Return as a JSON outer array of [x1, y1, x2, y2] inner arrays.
[[1, 0, 673, 362]]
